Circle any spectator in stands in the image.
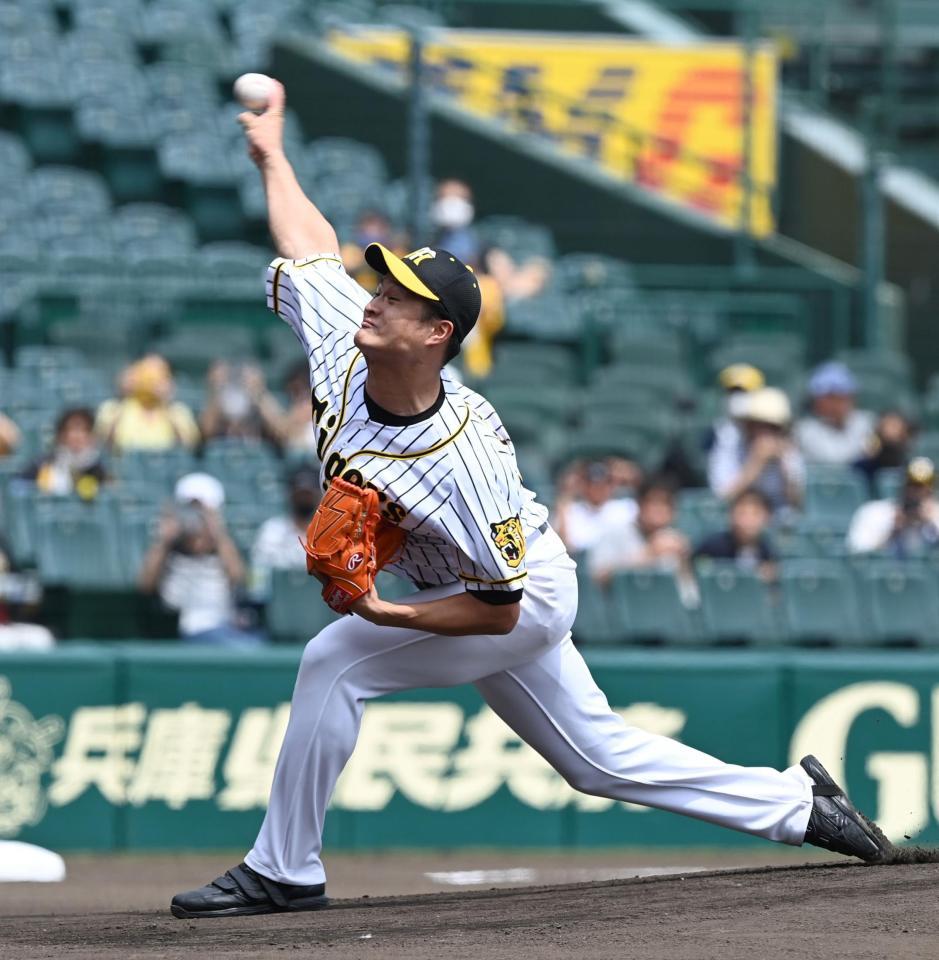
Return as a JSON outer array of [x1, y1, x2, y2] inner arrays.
[[847, 457, 939, 557], [26, 407, 108, 499], [664, 363, 765, 489], [709, 387, 804, 517], [552, 459, 638, 555], [0, 533, 54, 651], [96, 354, 200, 453], [138, 473, 264, 647], [0, 412, 19, 457], [432, 179, 481, 267], [854, 409, 917, 498], [281, 361, 318, 456], [694, 489, 778, 583], [588, 477, 692, 594], [200, 361, 287, 450], [250, 464, 322, 600], [342, 209, 409, 292], [795, 361, 875, 465]]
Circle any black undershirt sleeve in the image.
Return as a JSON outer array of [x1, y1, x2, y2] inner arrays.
[[469, 588, 524, 606]]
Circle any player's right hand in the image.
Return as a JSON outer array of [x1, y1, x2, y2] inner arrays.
[[238, 79, 286, 169]]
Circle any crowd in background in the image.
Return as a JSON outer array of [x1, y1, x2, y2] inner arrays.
[[1, 174, 936, 647]]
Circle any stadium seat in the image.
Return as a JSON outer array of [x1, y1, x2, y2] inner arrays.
[[608, 569, 695, 644], [0, 131, 32, 178], [554, 252, 636, 292], [267, 567, 340, 642], [855, 561, 939, 646], [503, 295, 582, 342], [571, 555, 617, 644], [152, 324, 258, 376], [476, 216, 556, 262], [695, 561, 779, 645], [113, 203, 198, 256], [33, 501, 127, 589], [676, 489, 727, 543], [27, 167, 111, 219], [803, 466, 868, 527], [303, 138, 389, 186], [779, 559, 862, 645]]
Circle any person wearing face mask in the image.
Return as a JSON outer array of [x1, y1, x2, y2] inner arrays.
[[28, 407, 109, 499], [249, 464, 323, 600], [95, 354, 200, 453], [431, 179, 480, 267], [200, 360, 288, 451]]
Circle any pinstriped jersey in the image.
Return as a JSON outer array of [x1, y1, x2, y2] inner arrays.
[[267, 254, 549, 595]]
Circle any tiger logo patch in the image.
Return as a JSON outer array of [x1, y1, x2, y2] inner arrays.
[[490, 516, 526, 569]]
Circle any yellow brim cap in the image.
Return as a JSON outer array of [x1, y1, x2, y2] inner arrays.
[[364, 243, 440, 302]]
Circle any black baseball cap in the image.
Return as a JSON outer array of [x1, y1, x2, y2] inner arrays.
[[364, 243, 481, 344]]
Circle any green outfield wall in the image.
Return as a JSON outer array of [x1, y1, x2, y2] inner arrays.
[[2, 646, 938, 851]]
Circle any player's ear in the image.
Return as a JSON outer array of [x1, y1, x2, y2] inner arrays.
[[425, 317, 454, 350]]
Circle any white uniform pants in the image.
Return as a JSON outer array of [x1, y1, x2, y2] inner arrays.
[[247, 530, 814, 886]]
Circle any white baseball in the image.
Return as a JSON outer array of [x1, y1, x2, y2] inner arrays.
[[233, 73, 275, 111]]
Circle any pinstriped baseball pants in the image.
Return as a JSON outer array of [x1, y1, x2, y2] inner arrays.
[[246, 529, 814, 886]]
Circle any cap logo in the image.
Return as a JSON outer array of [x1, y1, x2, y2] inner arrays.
[[405, 247, 437, 265]]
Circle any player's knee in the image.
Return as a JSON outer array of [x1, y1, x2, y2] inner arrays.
[[561, 763, 610, 796]]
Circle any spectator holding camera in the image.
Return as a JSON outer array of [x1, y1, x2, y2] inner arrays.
[[138, 473, 265, 647], [200, 360, 287, 450], [847, 457, 939, 557], [854, 409, 916, 498], [709, 387, 804, 517]]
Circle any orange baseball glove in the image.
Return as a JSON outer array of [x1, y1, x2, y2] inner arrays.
[[301, 478, 405, 614]]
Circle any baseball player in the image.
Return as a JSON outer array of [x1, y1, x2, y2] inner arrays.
[[171, 82, 890, 919]]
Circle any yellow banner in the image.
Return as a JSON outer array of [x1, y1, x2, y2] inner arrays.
[[327, 29, 777, 236]]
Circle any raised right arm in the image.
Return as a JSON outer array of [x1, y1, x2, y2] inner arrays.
[[239, 81, 339, 258]]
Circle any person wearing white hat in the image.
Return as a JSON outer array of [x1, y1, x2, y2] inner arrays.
[[138, 473, 265, 647], [708, 387, 805, 516]]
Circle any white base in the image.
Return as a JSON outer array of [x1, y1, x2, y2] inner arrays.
[[0, 841, 66, 882]]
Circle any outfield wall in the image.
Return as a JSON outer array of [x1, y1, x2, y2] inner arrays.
[[3, 646, 938, 851]]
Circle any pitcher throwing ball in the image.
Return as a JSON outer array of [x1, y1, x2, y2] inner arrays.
[[171, 81, 890, 919]]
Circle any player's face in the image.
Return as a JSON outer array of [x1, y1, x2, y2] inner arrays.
[[356, 278, 440, 359]]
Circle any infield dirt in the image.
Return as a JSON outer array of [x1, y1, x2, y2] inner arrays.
[[2, 852, 937, 959]]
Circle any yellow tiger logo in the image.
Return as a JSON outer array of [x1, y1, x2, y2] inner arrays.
[[490, 516, 526, 569]]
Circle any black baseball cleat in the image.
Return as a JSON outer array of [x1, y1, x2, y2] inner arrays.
[[800, 755, 893, 863], [170, 862, 329, 918]]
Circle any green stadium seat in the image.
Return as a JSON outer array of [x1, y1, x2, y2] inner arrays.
[[558, 428, 657, 470], [856, 561, 939, 646], [73, 0, 146, 35], [554, 252, 635, 292], [875, 467, 904, 501], [3, 60, 83, 163], [779, 559, 862, 645], [696, 561, 779, 644], [2, 480, 38, 566], [110, 449, 196, 492], [504, 295, 583, 343], [0, 131, 32, 178], [113, 204, 198, 256], [381, 4, 447, 29], [488, 342, 578, 384], [199, 242, 270, 279], [152, 324, 257, 376], [608, 569, 695, 644], [34, 501, 127, 588], [302, 138, 389, 185], [476, 216, 556, 262], [479, 383, 575, 423], [915, 431, 939, 464], [267, 567, 340, 642], [676, 489, 727, 543], [608, 328, 685, 368], [27, 167, 111, 219], [64, 29, 140, 66], [836, 349, 912, 384], [803, 466, 868, 527], [117, 502, 162, 580], [571, 554, 617, 644], [589, 363, 693, 404]]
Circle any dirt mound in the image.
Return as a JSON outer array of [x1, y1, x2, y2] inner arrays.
[[4, 859, 939, 960]]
